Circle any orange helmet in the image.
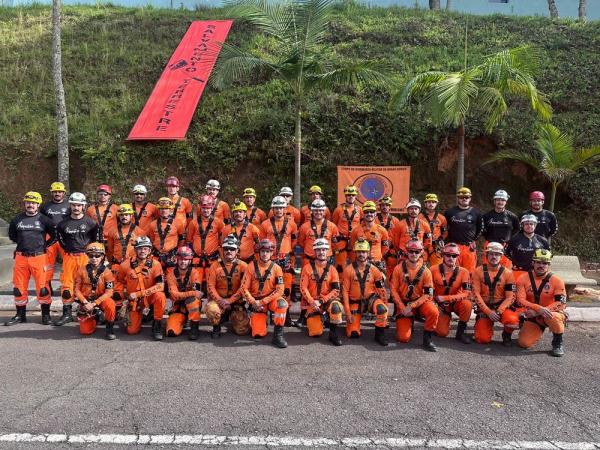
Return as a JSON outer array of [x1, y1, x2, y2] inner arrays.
[[199, 194, 215, 208], [442, 243, 461, 256], [176, 246, 194, 261], [406, 240, 424, 251]]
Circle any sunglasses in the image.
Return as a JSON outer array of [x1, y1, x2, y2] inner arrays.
[[97, 192, 109, 196], [87, 253, 104, 258], [223, 248, 237, 252], [443, 254, 459, 258], [457, 196, 470, 200], [134, 193, 145, 196], [407, 250, 421, 255]]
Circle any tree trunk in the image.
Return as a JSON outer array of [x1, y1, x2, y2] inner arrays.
[[549, 180, 558, 212], [293, 104, 302, 209], [445, 0, 452, 11], [456, 123, 465, 191], [579, 0, 586, 22], [52, 0, 70, 190], [547, 0, 559, 18], [429, 0, 440, 11]]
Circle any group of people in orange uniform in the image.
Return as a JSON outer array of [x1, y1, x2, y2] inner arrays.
[[6, 178, 566, 356]]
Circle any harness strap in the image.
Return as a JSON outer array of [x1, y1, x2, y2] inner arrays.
[[310, 260, 332, 298], [439, 264, 459, 296], [219, 260, 239, 296], [253, 260, 275, 296], [528, 271, 553, 304], [352, 261, 371, 300], [483, 264, 505, 306], [401, 260, 425, 302]]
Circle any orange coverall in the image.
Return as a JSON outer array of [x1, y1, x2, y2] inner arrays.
[[165, 266, 203, 336], [431, 264, 473, 337], [74, 264, 116, 334]]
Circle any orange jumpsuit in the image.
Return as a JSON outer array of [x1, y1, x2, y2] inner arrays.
[[205, 259, 248, 325], [419, 211, 447, 267], [516, 271, 567, 349], [391, 217, 432, 261], [431, 264, 473, 337], [260, 217, 297, 298], [74, 264, 116, 334], [147, 217, 186, 268], [246, 206, 267, 227], [472, 264, 519, 344], [133, 202, 158, 234], [165, 266, 203, 336], [187, 216, 225, 286], [349, 222, 390, 269], [297, 219, 339, 262], [86, 203, 119, 243], [390, 261, 438, 342], [342, 262, 388, 337], [241, 260, 288, 337], [300, 260, 342, 336], [300, 205, 332, 223], [222, 221, 260, 262], [118, 257, 166, 335], [376, 212, 402, 279], [169, 194, 193, 227], [332, 204, 363, 271]]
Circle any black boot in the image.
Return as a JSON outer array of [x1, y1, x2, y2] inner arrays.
[[105, 322, 116, 340], [455, 321, 472, 344], [53, 304, 74, 326], [502, 331, 512, 347], [374, 326, 388, 347], [210, 324, 221, 339], [189, 321, 200, 340], [422, 330, 437, 352], [41, 304, 51, 325], [4, 306, 26, 326], [328, 324, 342, 346], [272, 325, 288, 348], [152, 320, 163, 341], [551, 333, 564, 357], [284, 311, 293, 327]]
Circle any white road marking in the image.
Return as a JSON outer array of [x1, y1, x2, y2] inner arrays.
[[0, 433, 598, 448]]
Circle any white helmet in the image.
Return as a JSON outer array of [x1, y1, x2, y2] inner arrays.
[[310, 199, 326, 210], [279, 186, 293, 196], [521, 214, 538, 225], [271, 196, 287, 208], [222, 234, 239, 250], [494, 190, 509, 201], [68, 192, 87, 205], [313, 238, 330, 250], [206, 179, 220, 190], [134, 236, 152, 249], [485, 242, 504, 255], [406, 198, 421, 209], [132, 184, 148, 194]]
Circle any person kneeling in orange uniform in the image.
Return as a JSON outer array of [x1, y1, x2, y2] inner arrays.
[[165, 246, 203, 340], [472, 242, 519, 346], [118, 236, 166, 341], [342, 238, 389, 346], [241, 239, 289, 348], [74, 242, 117, 340], [390, 239, 438, 352], [516, 249, 567, 357]]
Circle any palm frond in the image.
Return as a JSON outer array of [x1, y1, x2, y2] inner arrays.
[[295, 0, 335, 49], [483, 149, 542, 169], [569, 145, 600, 171], [476, 86, 508, 132], [388, 71, 448, 111], [306, 61, 391, 92], [432, 68, 480, 128], [225, 0, 296, 43], [210, 43, 278, 89]]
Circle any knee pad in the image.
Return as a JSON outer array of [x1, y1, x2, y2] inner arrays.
[[12, 287, 22, 297], [376, 304, 388, 315], [39, 287, 50, 297], [277, 298, 288, 309], [62, 290, 72, 300]]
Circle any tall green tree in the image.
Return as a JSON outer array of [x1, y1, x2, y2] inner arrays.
[[485, 124, 600, 212], [211, 0, 388, 207], [390, 44, 552, 190]]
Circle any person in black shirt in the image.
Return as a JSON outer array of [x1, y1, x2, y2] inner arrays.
[[5, 192, 55, 326], [505, 214, 550, 280], [520, 191, 558, 244], [482, 189, 519, 267]]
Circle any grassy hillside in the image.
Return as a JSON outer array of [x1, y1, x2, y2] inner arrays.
[[0, 4, 598, 258]]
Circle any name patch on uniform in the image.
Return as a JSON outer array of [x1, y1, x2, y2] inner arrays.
[[276, 276, 284, 284]]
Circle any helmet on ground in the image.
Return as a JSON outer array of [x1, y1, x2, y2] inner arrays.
[[231, 200, 247, 212], [424, 193, 439, 203], [279, 187, 293, 197], [354, 238, 370, 252], [343, 185, 358, 196], [532, 249, 552, 263], [176, 246, 194, 261], [23, 191, 42, 204], [199, 194, 215, 208], [271, 196, 287, 208], [457, 187, 472, 197], [406, 198, 421, 209], [50, 182, 66, 192], [243, 188, 256, 198], [257, 239, 274, 251], [157, 197, 174, 210], [68, 192, 87, 205], [443, 243, 461, 256], [86, 242, 106, 255], [362, 201, 377, 212], [309, 185, 322, 194], [310, 199, 326, 210], [97, 184, 112, 194], [493, 190, 510, 201], [117, 204, 134, 216], [313, 238, 330, 251], [132, 184, 147, 194], [222, 234, 239, 250], [78, 315, 97, 335], [406, 239, 424, 251], [134, 236, 152, 249], [521, 214, 538, 225], [485, 242, 504, 255], [379, 196, 392, 205], [206, 179, 220, 190], [529, 191, 545, 201]]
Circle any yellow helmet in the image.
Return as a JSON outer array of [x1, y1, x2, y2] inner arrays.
[[362, 201, 377, 212], [23, 191, 42, 204], [424, 193, 438, 203], [232, 200, 248, 212], [457, 187, 472, 197], [86, 242, 106, 255], [117, 203, 135, 215], [379, 196, 392, 205], [309, 185, 322, 194], [50, 182, 66, 192], [354, 238, 371, 252], [157, 197, 174, 210], [532, 249, 553, 263], [343, 185, 359, 196], [242, 188, 256, 198]]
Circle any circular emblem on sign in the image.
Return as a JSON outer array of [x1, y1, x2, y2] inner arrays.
[[353, 173, 393, 205]]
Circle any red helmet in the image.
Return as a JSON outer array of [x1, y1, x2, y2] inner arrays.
[[442, 243, 461, 256], [199, 194, 215, 208], [406, 240, 424, 251], [97, 184, 112, 194], [529, 191, 545, 201], [176, 246, 194, 261], [257, 239, 274, 251], [166, 176, 180, 187]]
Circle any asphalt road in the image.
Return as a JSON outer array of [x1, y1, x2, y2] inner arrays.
[[0, 317, 599, 449]]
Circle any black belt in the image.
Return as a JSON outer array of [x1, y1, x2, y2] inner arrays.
[[16, 251, 46, 257]]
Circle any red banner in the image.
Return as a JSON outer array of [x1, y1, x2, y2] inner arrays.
[[128, 20, 233, 141]]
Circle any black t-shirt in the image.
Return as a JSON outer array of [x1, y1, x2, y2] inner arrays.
[[444, 206, 483, 245], [482, 209, 520, 244], [505, 232, 550, 270], [520, 209, 558, 240], [56, 216, 99, 254], [9, 212, 55, 253], [41, 200, 70, 226]]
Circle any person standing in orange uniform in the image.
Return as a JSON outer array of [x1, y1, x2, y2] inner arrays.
[[431, 243, 473, 344], [242, 188, 267, 227], [202, 179, 230, 225], [147, 197, 186, 269], [300, 185, 332, 223], [131, 184, 158, 234], [86, 184, 118, 243], [516, 249, 567, 357], [165, 176, 193, 228], [472, 242, 519, 346], [297, 199, 339, 265], [376, 196, 401, 280], [390, 239, 438, 351], [222, 201, 260, 263], [349, 201, 389, 274], [332, 185, 363, 273], [269, 187, 302, 226], [392, 198, 431, 262], [419, 193, 447, 267]]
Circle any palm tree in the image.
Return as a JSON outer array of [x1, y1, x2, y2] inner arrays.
[[579, 0, 586, 22], [390, 44, 551, 190], [52, 0, 69, 189], [547, 0, 559, 19], [211, 0, 388, 208], [485, 124, 600, 211]]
